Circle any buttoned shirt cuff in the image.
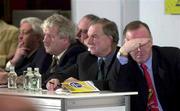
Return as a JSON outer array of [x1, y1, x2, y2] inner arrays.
[[5, 61, 14, 72], [117, 52, 128, 65]]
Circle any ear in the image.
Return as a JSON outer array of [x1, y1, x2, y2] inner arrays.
[[62, 37, 70, 43], [108, 35, 114, 42]]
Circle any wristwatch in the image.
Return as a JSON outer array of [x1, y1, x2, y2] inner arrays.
[[119, 48, 128, 56]]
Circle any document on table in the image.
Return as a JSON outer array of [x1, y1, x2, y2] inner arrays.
[[62, 81, 100, 93]]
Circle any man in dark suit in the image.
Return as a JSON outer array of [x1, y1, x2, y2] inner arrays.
[[41, 14, 86, 89], [116, 20, 180, 111], [46, 18, 133, 91], [5, 17, 51, 75], [0, 17, 51, 84]]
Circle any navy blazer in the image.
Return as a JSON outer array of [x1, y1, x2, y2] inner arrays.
[[114, 46, 180, 111], [42, 40, 87, 87], [15, 45, 52, 76]]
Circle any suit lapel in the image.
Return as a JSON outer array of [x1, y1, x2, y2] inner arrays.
[[88, 61, 99, 79], [58, 49, 68, 66], [152, 49, 167, 109], [152, 49, 167, 92], [104, 47, 120, 78], [133, 61, 149, 105]]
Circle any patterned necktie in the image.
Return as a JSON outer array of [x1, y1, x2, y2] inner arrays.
[[49, 57, 58, 74], [140, 64, 159, 111], [98, 58, 105, 80]]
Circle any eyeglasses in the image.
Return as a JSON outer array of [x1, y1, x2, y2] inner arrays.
[[77, 29, 88, 35], [19, 29, 33, 35]]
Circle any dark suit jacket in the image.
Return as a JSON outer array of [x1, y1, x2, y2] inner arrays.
[[15, 46, 52, 76], [54, 47, 134, 91], [114, 46, 180, 111], [42, 40, 87, 87]]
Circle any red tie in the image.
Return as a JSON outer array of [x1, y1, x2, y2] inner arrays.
[[140, 64, 159, 111]]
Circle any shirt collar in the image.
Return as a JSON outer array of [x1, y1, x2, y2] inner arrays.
[[27, 48, 38, 58], [140, 54, 152, 70], [53, 49, 67, 61], [98, 50, 116, 66]]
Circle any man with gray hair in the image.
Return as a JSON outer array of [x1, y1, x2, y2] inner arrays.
[[0, 17, 51, 84], [6, 17, 51, 74], [76, 14, 99, 46], [42, 14, 86, 89]]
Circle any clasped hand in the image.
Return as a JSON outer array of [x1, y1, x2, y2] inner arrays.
[[46, 77, 79, 91], [10, 42, 30, 65]]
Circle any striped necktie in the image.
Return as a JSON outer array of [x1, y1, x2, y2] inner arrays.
[[49, 57, 58, 73]]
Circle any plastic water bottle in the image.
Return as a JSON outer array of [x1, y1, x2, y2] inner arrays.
[[8, 66, 17, 89], [24, 67, 33, 90], [31, 68, 42, 91]]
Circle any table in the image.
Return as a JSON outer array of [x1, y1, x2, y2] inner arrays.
[[0, 88, 137, 111]]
